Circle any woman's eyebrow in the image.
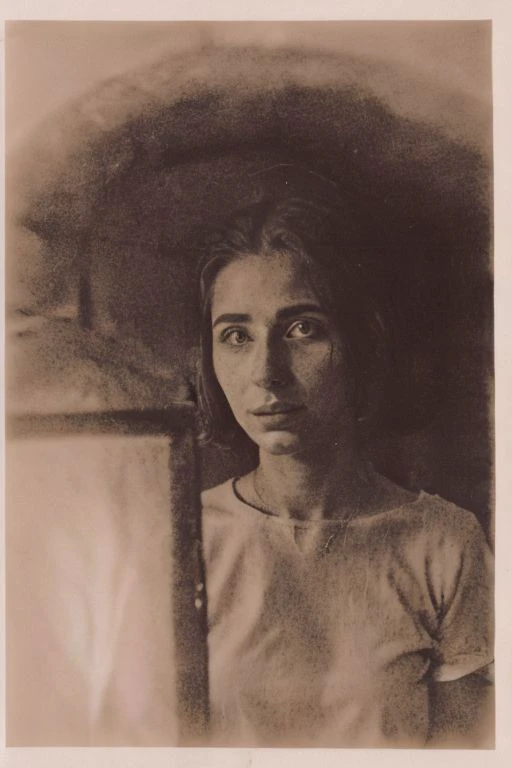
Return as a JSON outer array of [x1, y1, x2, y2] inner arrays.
[[212, 313, 251, 328], [212, 304, 325, 329], [276, 303, 325, 320]]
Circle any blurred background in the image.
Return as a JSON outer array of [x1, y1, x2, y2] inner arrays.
[[6, 20, 493, 524], [5, 22, 494, 745]]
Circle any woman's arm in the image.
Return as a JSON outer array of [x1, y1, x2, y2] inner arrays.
[[423, 504, 494, 748]]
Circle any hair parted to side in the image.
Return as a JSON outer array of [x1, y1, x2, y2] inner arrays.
[[197, 182, 393, 450]]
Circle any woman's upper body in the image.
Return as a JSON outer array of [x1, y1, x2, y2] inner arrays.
[[201, 473, 493, 748], [203, 472, 493, 747], [197, 183, 494, 748]]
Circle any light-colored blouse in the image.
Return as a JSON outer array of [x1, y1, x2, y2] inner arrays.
[[201, 479, 494, 747]]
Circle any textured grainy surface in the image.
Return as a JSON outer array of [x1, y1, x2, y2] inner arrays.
[[7, 32, 492, 531], [7, 435, 179, 745], [5, 23, 494, 746], [7, 426, 210, 746], [201, 479, 494, 747]]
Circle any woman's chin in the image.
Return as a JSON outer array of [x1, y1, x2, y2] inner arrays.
[[256, 430, 304, 456]]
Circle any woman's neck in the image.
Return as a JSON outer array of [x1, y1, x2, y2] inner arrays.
[[252, 442, 371, 522]]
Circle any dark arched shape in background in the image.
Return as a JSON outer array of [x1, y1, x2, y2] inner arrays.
[[6, 39, 493, 535]]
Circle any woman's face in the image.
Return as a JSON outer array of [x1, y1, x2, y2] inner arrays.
[[210, 250, 355, 456]]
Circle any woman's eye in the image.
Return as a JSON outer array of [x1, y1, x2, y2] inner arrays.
[[286, 320, 319, 339], [221, 328, 250, 346]]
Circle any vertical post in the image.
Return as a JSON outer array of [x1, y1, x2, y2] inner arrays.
[[8, 408, 211, 743], [167, 427, 210, 744]]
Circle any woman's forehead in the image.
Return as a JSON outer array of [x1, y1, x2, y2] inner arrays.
[[211, 251, 321, 317]]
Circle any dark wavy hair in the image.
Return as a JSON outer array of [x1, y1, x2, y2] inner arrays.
[[197, 189, 392, 449]]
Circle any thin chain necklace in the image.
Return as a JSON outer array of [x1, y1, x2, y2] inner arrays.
[[251, 470, 367, 556]]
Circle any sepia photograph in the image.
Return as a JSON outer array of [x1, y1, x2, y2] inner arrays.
[[5, 18, 495, 751]]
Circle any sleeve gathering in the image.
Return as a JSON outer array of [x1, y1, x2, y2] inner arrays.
[[428, 508, 494, 683]]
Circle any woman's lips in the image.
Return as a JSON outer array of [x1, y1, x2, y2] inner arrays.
[[250, 404, 306, 427], [251, 402, 304, 416]]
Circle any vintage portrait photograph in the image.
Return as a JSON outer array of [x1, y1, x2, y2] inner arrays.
[[5, 18, 495, 752]]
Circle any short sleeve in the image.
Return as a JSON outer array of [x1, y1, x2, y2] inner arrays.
[[429, 509, 494, 683]]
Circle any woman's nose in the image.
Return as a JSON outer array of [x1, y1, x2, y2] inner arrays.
[[250, 337, 290, 388]]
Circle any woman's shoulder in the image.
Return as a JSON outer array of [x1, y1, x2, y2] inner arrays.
[[201, 478, 237, 512], [380, 487, 492, 567], [408, 490, 486, 536], [374, 472, 480, 527], [366, 473, 490, 555]]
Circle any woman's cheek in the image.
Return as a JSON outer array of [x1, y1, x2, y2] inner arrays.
[[292, 343, 337, 386], [213, 353, 246, 414], [212, 348, 234, 386]]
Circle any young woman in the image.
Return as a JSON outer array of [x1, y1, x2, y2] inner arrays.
[[197, 188, 494, 748]]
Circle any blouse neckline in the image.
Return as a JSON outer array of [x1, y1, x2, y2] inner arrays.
[[230, 476, 425, 529]]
